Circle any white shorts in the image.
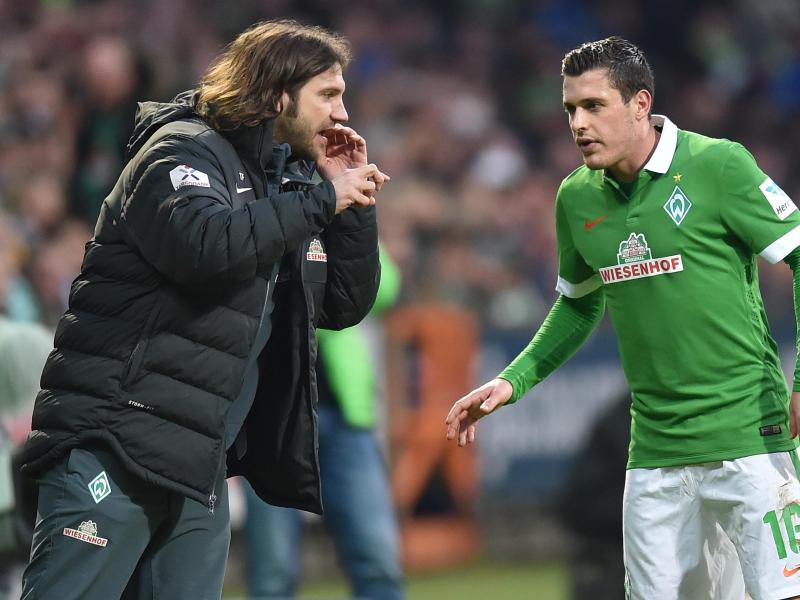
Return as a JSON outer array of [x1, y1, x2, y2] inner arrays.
[[623, 451, 800, 600]]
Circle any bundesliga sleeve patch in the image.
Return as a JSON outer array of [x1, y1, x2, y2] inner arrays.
[[759, 178, 797, 221], [169, 165, 211, 191]]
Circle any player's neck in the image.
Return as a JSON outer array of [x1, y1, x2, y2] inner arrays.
[[608, 124, 660, 184]]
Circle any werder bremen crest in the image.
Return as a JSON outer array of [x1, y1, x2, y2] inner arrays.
[[664, 185, 692, 226], [617, 233, 652, 264], [88, 471, 111, 503]]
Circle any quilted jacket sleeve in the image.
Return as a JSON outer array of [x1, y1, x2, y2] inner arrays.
[[118, 134, 336, 285], [317, 203, 380, 330]]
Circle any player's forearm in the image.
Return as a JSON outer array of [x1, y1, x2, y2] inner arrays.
[[498, 288, 605, 403], [785, 248, 800, 392]]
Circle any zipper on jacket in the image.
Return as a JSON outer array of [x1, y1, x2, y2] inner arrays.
[[214, 270, 277, 515], [121, 339, 145, 387], [121, 295, 163, 388], [230, 271, 277, 410], [208, 452, 223, 515], [299, 239, 323, 510]]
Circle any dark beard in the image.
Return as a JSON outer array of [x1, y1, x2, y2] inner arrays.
[[273, 113, 316, 161]]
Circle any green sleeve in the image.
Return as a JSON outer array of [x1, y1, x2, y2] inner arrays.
[[498, 288, 605, 404], [371, 242, 401, 315], [719, 142, 800, 263], [316, 244, 402, 428], [784, 248, 800, 392], [555, 185, 602, 297]]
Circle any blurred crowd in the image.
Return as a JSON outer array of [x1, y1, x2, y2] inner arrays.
[[2, 0, 800, 333], [3, 1, 800, 596]]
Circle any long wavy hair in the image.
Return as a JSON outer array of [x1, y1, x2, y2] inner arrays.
[[196, 20, 351, 130]]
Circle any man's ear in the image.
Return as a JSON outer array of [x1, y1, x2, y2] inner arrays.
[[634, 89, 652, 122], [276, 91, 290, 113]]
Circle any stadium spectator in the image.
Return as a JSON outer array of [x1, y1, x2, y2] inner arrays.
[[556, 394, 629, 600], [70, 35, 142, 224], [0, 318, 52, 600]]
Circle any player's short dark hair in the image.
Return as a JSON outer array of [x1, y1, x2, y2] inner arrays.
[[196, 19, 351, 130], [561, 36, 654, 105]]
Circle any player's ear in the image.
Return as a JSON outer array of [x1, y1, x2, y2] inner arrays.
[[633, 89, 652, 121]]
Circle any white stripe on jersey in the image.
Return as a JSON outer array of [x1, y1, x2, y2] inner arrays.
[[555, 274, 602, 298], [760, 223, 800, 263]]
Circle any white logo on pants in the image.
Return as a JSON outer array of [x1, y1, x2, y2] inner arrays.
[[63, 520, 108, 547], [88, 471, 111, 503]]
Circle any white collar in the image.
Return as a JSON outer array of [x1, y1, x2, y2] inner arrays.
[[642, 115, 678, 174]]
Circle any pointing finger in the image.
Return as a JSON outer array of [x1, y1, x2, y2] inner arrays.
[[373, 170, 391, 191]]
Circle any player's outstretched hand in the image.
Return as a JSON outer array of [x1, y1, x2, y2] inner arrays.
[[445, 378, 512, 447], [790, 391, 800, 438]]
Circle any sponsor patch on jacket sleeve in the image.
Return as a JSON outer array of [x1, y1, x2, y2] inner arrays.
[[759, 177, 797, 221], [306, 238, 327, 262], [169, 165, 211, 191]]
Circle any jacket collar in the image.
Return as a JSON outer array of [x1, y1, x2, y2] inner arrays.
[[221, 119, 316, 185], [222, 119, 282, 172]]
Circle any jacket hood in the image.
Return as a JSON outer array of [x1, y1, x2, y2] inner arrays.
[[125, 90, 198, 159]]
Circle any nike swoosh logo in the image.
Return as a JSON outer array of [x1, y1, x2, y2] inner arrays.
[[584, 215, 608, 231], [785, 564, 800, 577], [236, 185, 252, 194]]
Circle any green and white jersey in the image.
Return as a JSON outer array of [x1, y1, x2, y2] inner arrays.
[[556, 115, 800, 468]]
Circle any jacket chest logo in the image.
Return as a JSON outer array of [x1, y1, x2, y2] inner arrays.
[[306, 239, 327, 262], [236, 171, 252, 194]]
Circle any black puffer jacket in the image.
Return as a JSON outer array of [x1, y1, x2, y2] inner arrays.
[[21, 92, 379, 513]]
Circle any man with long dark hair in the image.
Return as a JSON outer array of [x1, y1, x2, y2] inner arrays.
[[20, 19, 386, 599]]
